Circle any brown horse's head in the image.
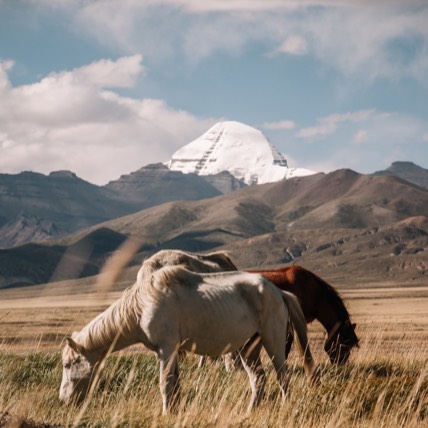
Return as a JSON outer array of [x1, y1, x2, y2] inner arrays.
[[324, 320, 359, 365]]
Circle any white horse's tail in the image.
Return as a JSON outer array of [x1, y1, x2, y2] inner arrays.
[[281, 291, 318, 384]]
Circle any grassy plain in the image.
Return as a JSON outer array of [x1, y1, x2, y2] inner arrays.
[[0, 276, 427, 427]]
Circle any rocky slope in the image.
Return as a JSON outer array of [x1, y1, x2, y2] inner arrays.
[[1, 169, 426, 288], [372, 161, 428, 189], [0, 165, 221, 248]]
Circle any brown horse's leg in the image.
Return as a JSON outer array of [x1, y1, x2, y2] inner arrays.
[[239, 336, 265, 413], [285, 325, 294, 359]]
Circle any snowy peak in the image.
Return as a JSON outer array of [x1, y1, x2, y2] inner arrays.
[[166, 121, 315, 185]]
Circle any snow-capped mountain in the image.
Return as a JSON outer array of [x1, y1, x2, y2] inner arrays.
[[166, 121, 315, 185]]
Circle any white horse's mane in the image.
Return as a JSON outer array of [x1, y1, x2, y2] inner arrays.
[[74, 285, 141, 351]]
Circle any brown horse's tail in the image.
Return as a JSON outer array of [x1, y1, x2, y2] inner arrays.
[[280, 291, 318, 384]]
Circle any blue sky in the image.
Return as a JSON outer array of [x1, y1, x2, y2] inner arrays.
[[1, 0, 427, 185]]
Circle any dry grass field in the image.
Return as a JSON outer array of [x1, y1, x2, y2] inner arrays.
[[0, 275, 427, 427]]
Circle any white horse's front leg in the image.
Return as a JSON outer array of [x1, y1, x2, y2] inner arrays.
[[224, 350, 243, 371], [158, 348, 180, 415]]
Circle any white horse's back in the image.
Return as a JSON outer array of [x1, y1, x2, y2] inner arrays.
[[145, 267, 287, 356]]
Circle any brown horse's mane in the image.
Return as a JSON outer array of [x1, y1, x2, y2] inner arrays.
[[254, 265, 352, 322], [304, 268, 351, 322]]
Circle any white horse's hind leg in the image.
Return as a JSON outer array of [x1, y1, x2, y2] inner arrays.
[[263, 343, 289, 401], [260, 319, 289, 401], [158, 347, 180, 414], [239, 336, 266, 413], [270, 353, 289, 401]]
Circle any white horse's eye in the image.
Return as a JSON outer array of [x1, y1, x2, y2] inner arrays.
[[64, 362, 71, 369], [74, 357, 81, 364]]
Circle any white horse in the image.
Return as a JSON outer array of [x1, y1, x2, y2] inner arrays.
[[60, 251, 317, 414]]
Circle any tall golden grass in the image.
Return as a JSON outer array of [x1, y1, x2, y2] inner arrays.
[[1, 325, 427, 428], [1, 241, 426, 426]]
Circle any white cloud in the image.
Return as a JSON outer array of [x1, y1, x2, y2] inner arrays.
[[302, 3, 428, 82], [172, 0, 297, 12], [0, 58, 215, 185], [289, 110, 428, 174], [352, 130, 368, 144], [296, 110, 375, 140], [51, 0, 428, 83], [71, 55, 145, 88], [0, 60, 14, 92], [0, 59, 14, 71], [261, 120, 296, 130], [277, 35, 308, 55], [296, 121, 335, 139]]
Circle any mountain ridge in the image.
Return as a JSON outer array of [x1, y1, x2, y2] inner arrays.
[[1, 168, 426, 288], [1, 161, 427, 250], [0, 165, 222, 248], [372, 161, 428, 189]]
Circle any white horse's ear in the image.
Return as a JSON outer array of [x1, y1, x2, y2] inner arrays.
[[66, 337, 84, 353]]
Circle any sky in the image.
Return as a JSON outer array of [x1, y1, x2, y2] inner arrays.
[[0, 0, 427, 185]]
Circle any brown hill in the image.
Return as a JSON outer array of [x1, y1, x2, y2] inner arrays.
[[97, 168, 427, 241], [104, 163, 221, 207], [1, 169, 426, 288], [0, 165, 221, 248], [0, 171, 132, 248], [0, 227, 130, 288], [222, 215, 428, 286], [372, 161, 428, 189]]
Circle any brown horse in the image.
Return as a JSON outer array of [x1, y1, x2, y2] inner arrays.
[[250, 265, 359, 365]]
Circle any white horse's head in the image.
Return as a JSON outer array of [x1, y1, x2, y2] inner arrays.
[[59, 336, 100, 404]]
